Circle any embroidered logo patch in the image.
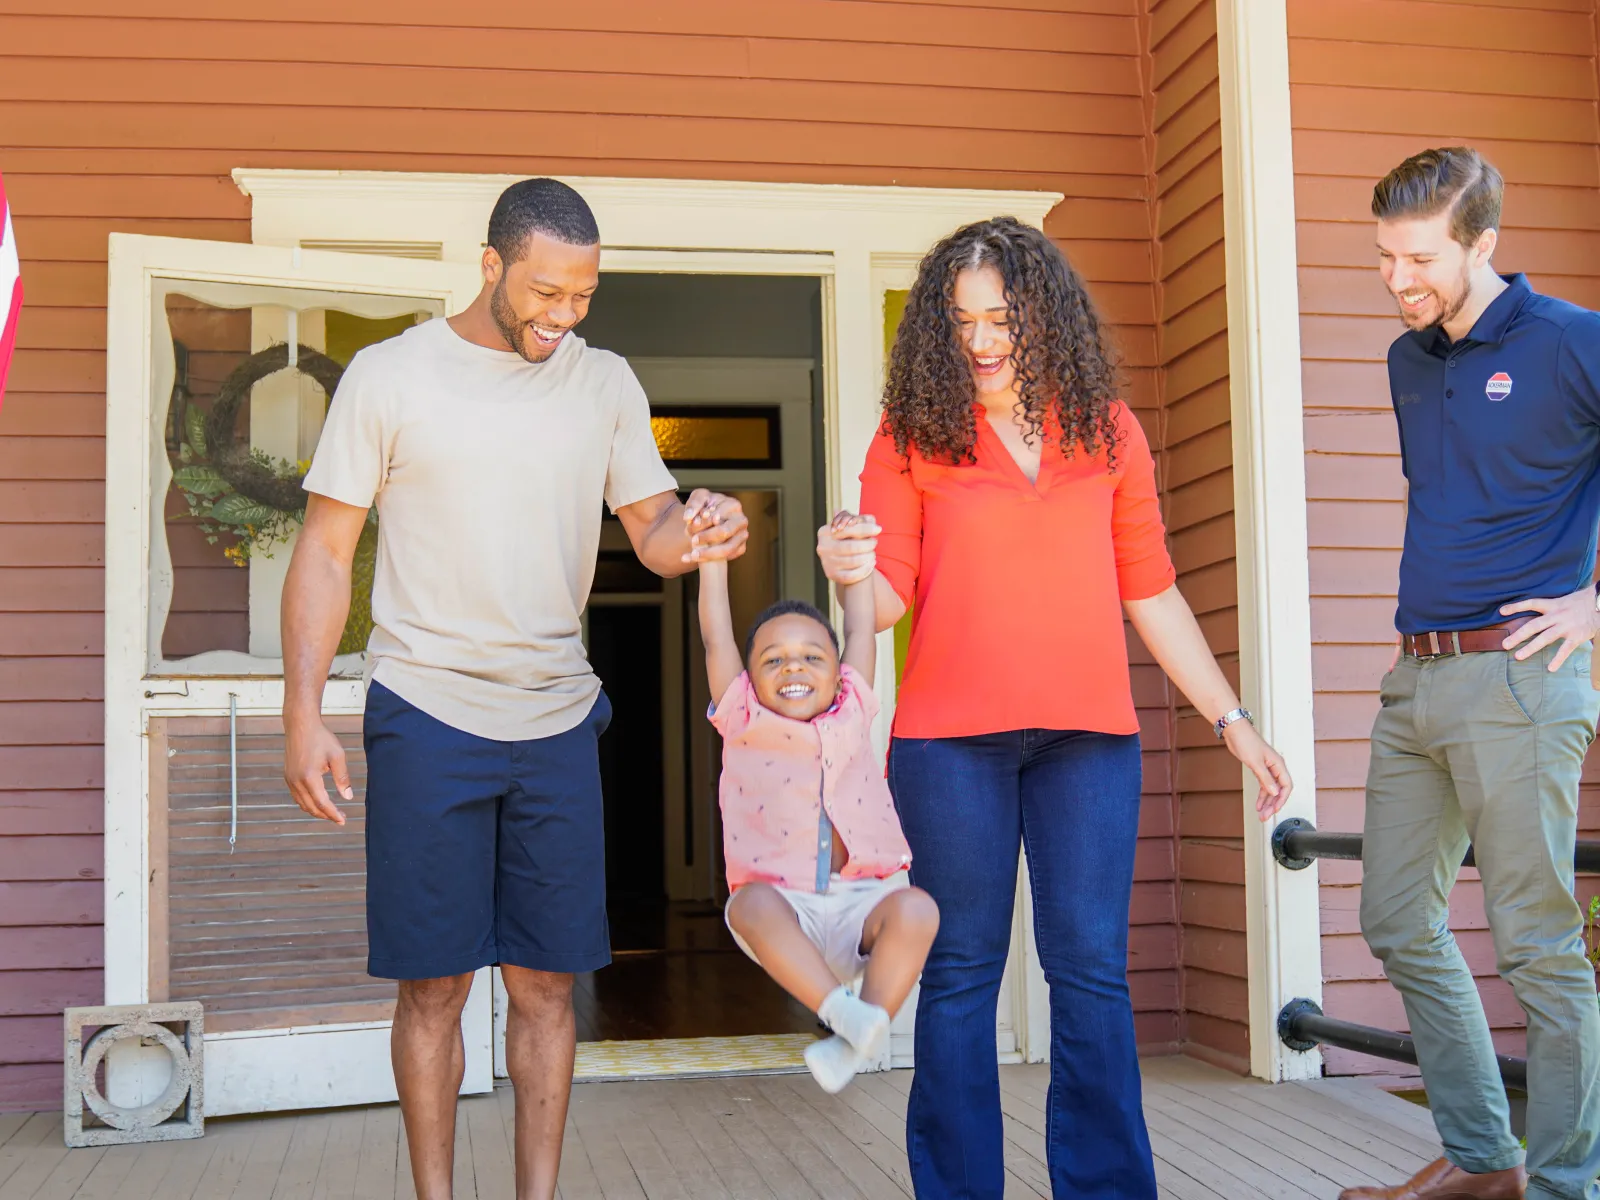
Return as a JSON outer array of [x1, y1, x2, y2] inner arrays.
[[1485, 372, 1513, 401]]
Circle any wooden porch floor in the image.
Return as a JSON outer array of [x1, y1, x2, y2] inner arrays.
[[0, 1056, 1444, 1199]]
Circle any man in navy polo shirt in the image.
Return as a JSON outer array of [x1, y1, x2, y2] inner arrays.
[[1343, 148, 1600, 1200]]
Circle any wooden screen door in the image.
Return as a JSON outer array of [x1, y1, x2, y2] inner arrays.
[[102, 234, 490, 1116]]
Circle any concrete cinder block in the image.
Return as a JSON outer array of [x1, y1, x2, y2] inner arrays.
[[63, 1002, 205, 1148]]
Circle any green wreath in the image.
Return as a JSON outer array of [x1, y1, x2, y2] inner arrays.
[[171, 342, 377, 656]]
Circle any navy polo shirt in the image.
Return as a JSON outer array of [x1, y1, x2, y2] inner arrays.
[[1389, 273, 1600, 633]]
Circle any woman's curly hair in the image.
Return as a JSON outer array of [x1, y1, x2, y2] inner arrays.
[[883, 216, 1121, 468]]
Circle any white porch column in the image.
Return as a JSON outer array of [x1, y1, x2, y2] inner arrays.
[[1215, 0, 1325, 1082]]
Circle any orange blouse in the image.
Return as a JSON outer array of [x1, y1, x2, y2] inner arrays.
[[860, 402, 1175, 740]]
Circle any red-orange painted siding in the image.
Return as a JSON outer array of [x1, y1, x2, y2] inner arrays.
[[0, 0, 1173, 1110], [1139, 0, 1246, 1072], [1289, 0, 1600, 1075]]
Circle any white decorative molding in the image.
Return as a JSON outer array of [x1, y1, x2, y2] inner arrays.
[[232, 169, 1061, 265], [1216, 0, 1325, 1081]]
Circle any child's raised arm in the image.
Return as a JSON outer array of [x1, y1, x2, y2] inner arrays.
[[697, 558, 744, 704], [832, 511, 878, 682]]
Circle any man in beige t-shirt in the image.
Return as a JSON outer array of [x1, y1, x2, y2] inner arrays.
[[281, 179, 748, 1200]]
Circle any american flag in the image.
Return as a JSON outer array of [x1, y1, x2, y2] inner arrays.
[[0, 171, 20, 410]]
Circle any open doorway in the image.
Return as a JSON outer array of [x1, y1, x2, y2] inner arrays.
[[577, 273, 829, 1053]]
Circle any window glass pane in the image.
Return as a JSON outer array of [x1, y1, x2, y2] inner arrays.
[[648, 406, 780, 468], [153, 280, 438, 673]]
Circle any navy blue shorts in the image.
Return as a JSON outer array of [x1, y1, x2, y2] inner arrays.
[[362, 680, 612, 981]]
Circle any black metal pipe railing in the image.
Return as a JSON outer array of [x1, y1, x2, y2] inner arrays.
[[1271, 818, 1600, 874], [1278, 998, 1527, 1089], [1271, 820, 1599, 1078]]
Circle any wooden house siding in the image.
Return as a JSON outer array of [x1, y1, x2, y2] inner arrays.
[[1138, 0, 1245, 1071], [0, 0, 1175, 1110], [1287, 0, 1600, 1074]]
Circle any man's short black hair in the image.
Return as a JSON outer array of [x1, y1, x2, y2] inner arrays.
[[486, 178, 600, 264], [743, 599, 840, 664]]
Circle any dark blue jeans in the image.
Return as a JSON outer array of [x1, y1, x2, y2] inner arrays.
[[889, 729, 1156, 1200]]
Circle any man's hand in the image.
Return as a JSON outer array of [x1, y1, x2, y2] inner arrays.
[[681, 489, 749, 565], [817, 510, 880, 585], [284, 714, 352, 825], [1501, 584, 1600, 670]]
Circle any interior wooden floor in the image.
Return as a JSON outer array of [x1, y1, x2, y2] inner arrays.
[[0, 1056, 1448, 1199], [575, 899, 819, 1043]]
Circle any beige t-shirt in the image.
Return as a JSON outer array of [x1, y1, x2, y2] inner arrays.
[[303, 317, 677, 741]]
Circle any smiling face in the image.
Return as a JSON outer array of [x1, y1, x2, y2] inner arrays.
[[1377, 209, 1495, 335], [746, 612, 841, 722], [951, 265, 1017, 399], [484, 230, 601, 363]]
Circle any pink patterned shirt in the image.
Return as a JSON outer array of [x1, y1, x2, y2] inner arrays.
[[711, 664, 913, 894]]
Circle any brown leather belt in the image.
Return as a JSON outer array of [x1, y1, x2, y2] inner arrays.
[[1401, 617, 1531, 660]]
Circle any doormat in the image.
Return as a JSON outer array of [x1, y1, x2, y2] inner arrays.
[[573, 1033, 820, 1082]]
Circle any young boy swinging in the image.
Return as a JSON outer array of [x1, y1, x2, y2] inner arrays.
[[694, 510, 940, 1093]]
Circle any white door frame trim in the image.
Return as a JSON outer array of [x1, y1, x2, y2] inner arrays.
[[229, 169, 1063, 1074], [231, 168, 1062, 752], [1215, 0, 1325, 1081]]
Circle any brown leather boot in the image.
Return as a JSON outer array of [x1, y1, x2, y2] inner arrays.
[[1338, 1158, 1527, 1200]]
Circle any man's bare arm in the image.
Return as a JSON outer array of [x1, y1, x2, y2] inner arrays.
[[616, 488, 749, 578], [281, 494, 369, 824]]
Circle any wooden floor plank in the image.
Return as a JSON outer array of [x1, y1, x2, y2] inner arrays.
[[463, 1095, 515, 1200], [696, 1078, 820, 1200], [1262, 1081, 1442, 1162], [189, 1118, 266, 1200], [136, 1126, 232, 1200], [0, 1116, 71, 1200], [0, 1058, 1469, 1200], [62, 1142, 146, 1200], [1145, 1124, 1279, 1200], [749, 1076, 905, 1200], [0, 1123, 31, 1156], [1141, 1102, 1322, 1200], [394, 1110, 415, 1200], [1155, 1060, 1440, 1167], [22, 1142, 104, 1200], [223, 1113, 296, 1200], [1299, 1078, 1443, 1143], [310, 1108, 367, 1200], [92, 1139, 191, 1200], [1148, 1072, 1422, 1180], [657, 1078, 778, 1200], [0, 1115, 63, 1193], [771, 1075, 909, 1197], [350, 1106, 400, 1200], [566, 1090, 648, 1200], [449, 1098, 476, 1200], [1148, 1079, 1390, 1187], [720, 1076, 869, 1200], [271, 1112, 333, 1200], [621, 1081, 732, 1200]]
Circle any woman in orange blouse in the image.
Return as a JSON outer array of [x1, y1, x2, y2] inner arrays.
[[819, 218, 1293, 1200]]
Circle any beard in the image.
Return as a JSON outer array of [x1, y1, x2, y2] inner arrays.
[[489, 275, 556, 364], [1397, 258, 1473, 332]]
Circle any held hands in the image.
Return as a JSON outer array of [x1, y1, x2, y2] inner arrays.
[[817, 510, 881, 585], [284, 715, 352, 826], [1223, 720, 1293, 822], [681, 489, 750, 565], [1501, 584, 1600, 671]]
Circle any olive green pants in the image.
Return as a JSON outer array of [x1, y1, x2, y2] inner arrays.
[[1362, 643, 1600, 1199]]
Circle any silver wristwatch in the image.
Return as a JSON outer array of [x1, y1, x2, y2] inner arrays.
[[1214, 707, 1253, 739]]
